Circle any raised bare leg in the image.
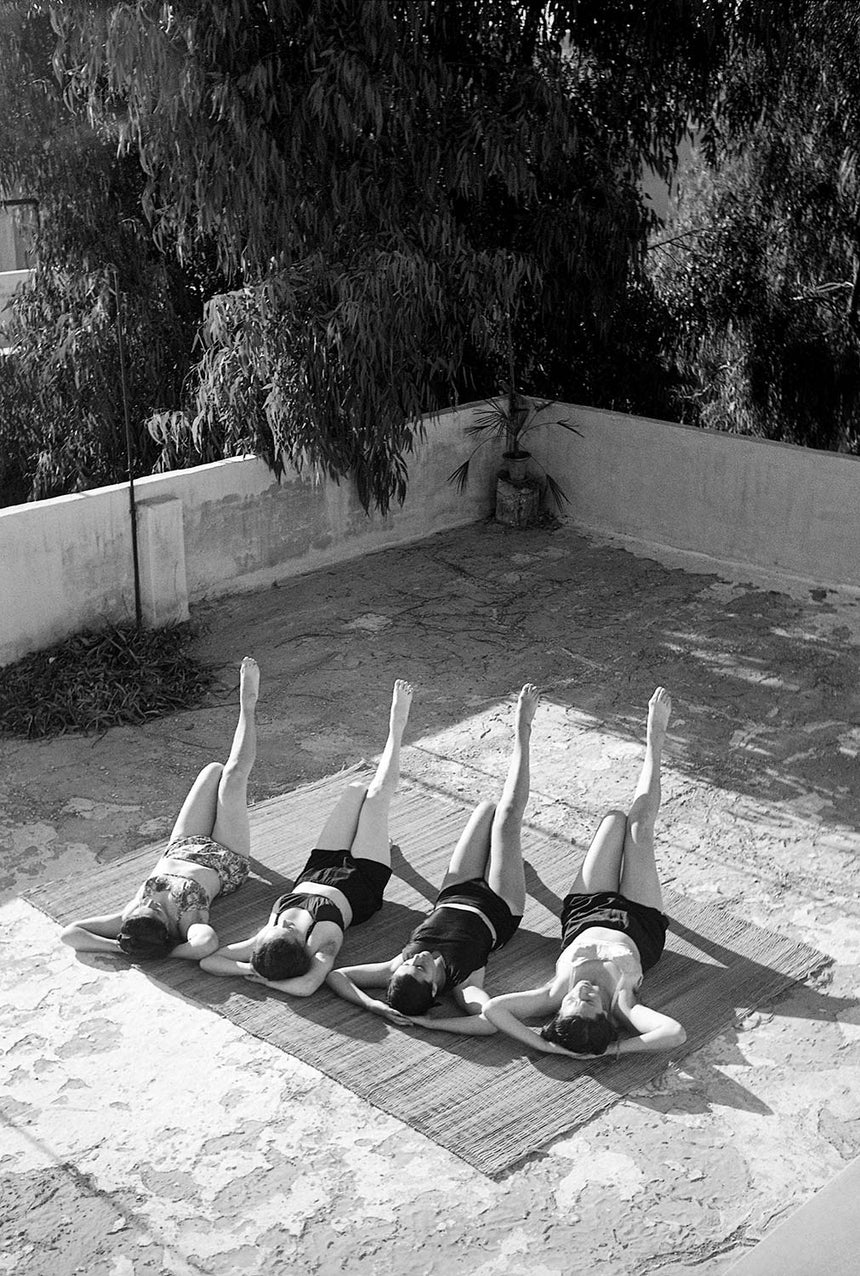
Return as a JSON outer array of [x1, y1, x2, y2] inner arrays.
[[440, 800, 497, 890], [485, 683, 540, 915], [314, 782, 370, 853], [169, 762, 223, 843], [210, 657, 260, 859], [619, 686, 671, 910], [349, 679, 414, 865], [568, 810, 627, 895]]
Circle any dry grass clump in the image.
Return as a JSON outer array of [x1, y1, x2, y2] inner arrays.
[[0, 623, 212, 738]]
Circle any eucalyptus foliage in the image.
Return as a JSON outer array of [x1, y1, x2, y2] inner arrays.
[[47, 0, 785, 511], [2, 1, 816, 509], [650, 3, 860, 451], [0, 4, 214, 502], [0, 165, 201, 500]]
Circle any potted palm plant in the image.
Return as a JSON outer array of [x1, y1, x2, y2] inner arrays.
[[448, 385, 582, 521]]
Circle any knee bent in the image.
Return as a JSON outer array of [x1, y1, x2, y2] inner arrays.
[[219, 759, 248, 789]]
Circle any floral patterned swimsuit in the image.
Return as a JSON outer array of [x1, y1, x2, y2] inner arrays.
[[140, 835, 250, 921]]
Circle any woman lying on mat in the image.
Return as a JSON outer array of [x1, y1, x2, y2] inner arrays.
[[60, 656, 260, 962], [326, 684, 539, 1029], [199, 680, 413, 997], [483, 687, 686, 1059]]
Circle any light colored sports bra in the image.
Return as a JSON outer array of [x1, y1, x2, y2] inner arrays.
[[566, 932, 644, 992]]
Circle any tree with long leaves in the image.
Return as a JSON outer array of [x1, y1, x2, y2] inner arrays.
[[0, 4, 221, 503], [3, 1, 812, 508], [47, 0, 790, 511], [650, 2, 860, 452]]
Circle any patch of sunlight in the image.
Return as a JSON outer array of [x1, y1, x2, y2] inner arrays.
[[344, 612, 392, 633], [553, 1146, 647, 1210], [837, 727, 860, 758], [414, 696, 620, 773], [662, 642, 799, 691]]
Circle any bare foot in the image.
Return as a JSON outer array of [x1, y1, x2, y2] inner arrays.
[[390, 679, 414, 734], [516, 683, 541, 731], [647, 686, 671, 742], [240, 656, 260, 708]]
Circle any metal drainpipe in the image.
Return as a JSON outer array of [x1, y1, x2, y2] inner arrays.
[[111, 265, 143, 629]]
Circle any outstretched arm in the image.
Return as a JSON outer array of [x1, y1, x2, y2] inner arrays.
[[59, 911, 125, 954], [326, 959, 412, 1025]]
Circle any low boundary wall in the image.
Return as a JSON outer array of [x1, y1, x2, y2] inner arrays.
[[534, 403, 860, 592], [0, 403, 497, 667], [2, 399, 858, 666]]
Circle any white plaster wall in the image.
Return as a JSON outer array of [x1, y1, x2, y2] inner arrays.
[[3, 398, 859, 667], [532, 403, 860, 589], [0, 268, 32, 342], [1, 486, 137, 665], [0, 403, 498, 666], [134, 403, 496, 600]]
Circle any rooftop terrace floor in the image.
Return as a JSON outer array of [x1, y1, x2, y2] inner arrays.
[[2, 520, 859, 1276]]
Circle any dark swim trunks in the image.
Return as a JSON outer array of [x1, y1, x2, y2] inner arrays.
[[559, 890, 669, 972], [293, 848, 391, 926]]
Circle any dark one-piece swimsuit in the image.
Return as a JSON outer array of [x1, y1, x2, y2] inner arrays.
[[402, 876, 523, 990]]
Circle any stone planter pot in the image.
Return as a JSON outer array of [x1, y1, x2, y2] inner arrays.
[[495, 473, 541, 527]]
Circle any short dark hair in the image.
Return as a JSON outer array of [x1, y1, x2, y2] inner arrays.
[[541, 1010, 616, 1056], [387, 967, 435, 1016], [117, 915, 174, 960], [251, 931, 313, 981]]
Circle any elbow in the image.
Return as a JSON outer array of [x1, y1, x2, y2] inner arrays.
[[182, 932, 219, 962], [670, 1023, 687, 1049], [59, 926, 89, 951]]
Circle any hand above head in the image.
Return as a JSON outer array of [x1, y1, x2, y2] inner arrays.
[[375, 1001, 414, 1026], [359, 997, 414, 1026], [544, 1039, 603, 1059]]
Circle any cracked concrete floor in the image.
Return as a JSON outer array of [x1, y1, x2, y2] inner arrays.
[[2, 521, 859, 1276]]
